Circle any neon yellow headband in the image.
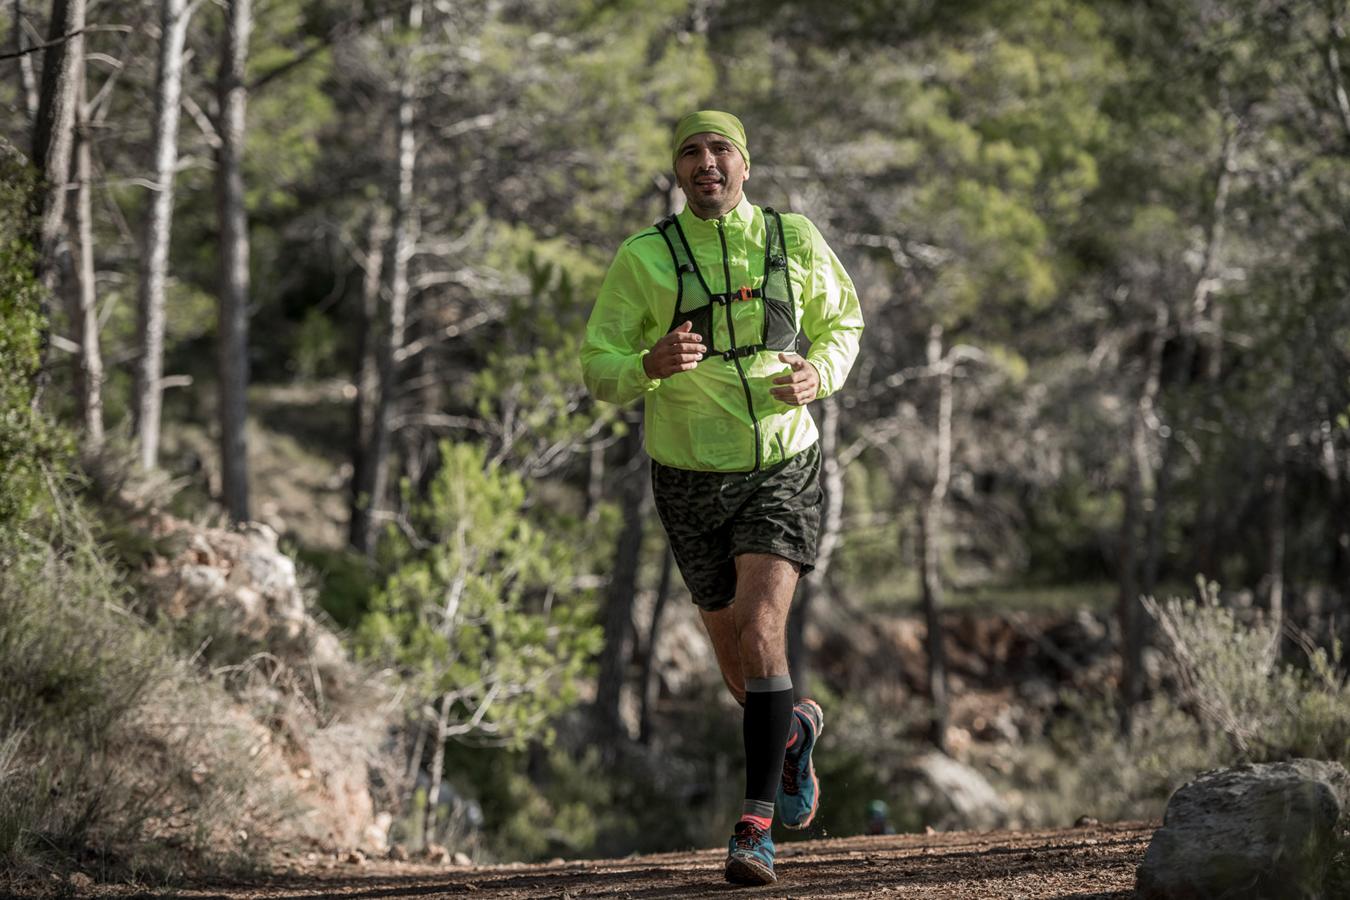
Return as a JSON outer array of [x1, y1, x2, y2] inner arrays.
[[672, 110, 750, 168]]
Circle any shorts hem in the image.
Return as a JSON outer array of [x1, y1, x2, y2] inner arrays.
[[691, 592, 736, 613], [733, 544, 816, 576]]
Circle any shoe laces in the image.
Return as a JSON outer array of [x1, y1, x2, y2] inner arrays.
[[733, 820, 768, 850], [781, 755, 801, 796]]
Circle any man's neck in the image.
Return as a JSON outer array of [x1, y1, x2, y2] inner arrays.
[[688, 191, 745, 221]]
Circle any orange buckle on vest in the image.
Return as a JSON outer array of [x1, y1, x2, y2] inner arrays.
[[738, 286, 753, 302]]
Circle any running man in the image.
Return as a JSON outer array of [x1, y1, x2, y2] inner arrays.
[[580, 110, 863, 885]]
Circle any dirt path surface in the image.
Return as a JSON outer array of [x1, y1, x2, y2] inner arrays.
[[74, 822, 1152, 899]]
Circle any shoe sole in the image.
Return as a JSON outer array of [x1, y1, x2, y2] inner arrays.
[[782, 699, 824, 831], [725, 854, 776, 885]]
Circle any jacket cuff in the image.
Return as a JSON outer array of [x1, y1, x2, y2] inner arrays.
[[630, 351, 662, 395]]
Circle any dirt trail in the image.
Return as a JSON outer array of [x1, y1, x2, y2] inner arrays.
[[78, 822, 1151, 899]]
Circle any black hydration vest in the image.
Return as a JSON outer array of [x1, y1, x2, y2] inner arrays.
[[653, 207, 797, 362]]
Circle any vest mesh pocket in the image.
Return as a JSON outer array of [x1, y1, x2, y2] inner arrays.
[[762, 296, 796, 352]]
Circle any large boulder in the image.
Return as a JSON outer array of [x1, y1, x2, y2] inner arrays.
[[1136, 759, 1350, 900], [901, 751, 1011, 831]]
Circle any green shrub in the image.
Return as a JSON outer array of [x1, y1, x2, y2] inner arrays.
[[1000, 579, 1350, 827], [358, 440, 602, 749], [1144, 580, 1350, 767], [0, 487, 300, 883]]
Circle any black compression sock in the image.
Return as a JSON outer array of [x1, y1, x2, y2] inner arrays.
[[743, 675, 795, 809]]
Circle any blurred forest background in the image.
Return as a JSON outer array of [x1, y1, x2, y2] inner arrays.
[[3, 0, 1350, 885]]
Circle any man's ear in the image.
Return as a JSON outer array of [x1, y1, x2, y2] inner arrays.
[[743, 163, 750, 182]]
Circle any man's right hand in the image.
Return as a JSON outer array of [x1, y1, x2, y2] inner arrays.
[[643, 320, 707, 379]]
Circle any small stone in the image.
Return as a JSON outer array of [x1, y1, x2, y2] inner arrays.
[[453, 851, 473, 866], [69, 872, 93, 889], [344, 849, 367, 865], [1074, 815, 1100, 828], [388, 844, 409, 861], [924, 825, 937, 835], [549, 857, 564, 865], [425, 843, 450, 863]]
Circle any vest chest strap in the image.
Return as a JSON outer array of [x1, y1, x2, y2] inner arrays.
[[721, 344, 765, 361]]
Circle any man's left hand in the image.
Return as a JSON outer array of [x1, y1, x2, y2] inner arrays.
[[771, 353, 820, 406]]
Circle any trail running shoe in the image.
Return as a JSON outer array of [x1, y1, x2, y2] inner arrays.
[[778, 698, 824, 829], [725, 819, 776, 885]]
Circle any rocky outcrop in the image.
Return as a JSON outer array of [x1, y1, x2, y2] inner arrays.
[[147, 521, 346, 671], [1136, 759, 1350, 900], [139, 513, 394, 854]]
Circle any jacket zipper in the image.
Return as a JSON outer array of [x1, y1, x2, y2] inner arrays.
[[718, 217, 762, 472]]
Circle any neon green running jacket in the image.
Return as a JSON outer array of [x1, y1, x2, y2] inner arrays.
[[581, 196, 863, 473]]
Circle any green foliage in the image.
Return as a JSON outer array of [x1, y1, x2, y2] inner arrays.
[[245, 17, 336, 215], [358, 440, 602, 748], [292, 307, 342, 379], [0, 146, 63, 533], [288, 541, 377, 629], [457, 744, 613, 861], [1146, 581, 1350, 765], [0, 487, 295, 879], [1002, 581, 1350, 826]]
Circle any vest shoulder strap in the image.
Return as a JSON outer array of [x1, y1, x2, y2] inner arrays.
[[759, 206, 796, 308], [654, 214, 690, 271]]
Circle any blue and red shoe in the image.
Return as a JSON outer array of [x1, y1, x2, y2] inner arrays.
[[778, 699, 824, 829], [725, 819, 776, 885]]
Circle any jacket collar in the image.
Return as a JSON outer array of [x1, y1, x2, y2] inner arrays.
[[677, 194, 754, 235]]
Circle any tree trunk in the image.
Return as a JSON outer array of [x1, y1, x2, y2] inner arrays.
[[30, 0, 84, 408], [1320, 405, 1349, 593], [586, 441, 604, 522], [423, 691, 450, 845], [31, 0, 83, 260], [789, 394, 842, 696], [638, 546, 675, 745], [136, 0, 194, 470], [356, 0, 421, 556], [349, 205, 389, 550], [1117, 301, 1168, 737], [13, 0, 38, 128], [919, 325, 952, 754], [216, 0, 252, 522], [67, 46, 103, 446], [403, 709, 428, 807], [593, 410, 648, 748], [1141, 435, 1173, 598], [1266, 440, 1286, 629]]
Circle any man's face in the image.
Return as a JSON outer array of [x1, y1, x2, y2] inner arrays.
[[675, 132, 749, 220]]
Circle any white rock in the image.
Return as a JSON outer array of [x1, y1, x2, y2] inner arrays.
[[902, 751, 1010, 831], [178, 564, 228, 602]]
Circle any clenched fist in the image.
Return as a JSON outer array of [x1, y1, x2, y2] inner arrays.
[[771, 352, 820, 406], [643, 320, 707, 379]]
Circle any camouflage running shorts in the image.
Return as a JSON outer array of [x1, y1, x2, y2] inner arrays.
[[651, 442, 822, 612]]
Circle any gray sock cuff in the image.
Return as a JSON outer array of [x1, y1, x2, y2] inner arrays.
[[745, 674, 793, 693], [742, 799, 775, 818]]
